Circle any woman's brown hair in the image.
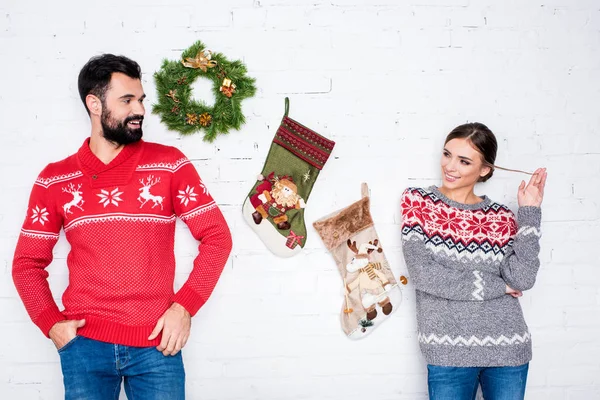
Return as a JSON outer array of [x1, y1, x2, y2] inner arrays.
[[445, 122, 497, 182]]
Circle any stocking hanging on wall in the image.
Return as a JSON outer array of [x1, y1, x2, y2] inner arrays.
[[242, 97, 335, 257], [313, 183, 406, 339]]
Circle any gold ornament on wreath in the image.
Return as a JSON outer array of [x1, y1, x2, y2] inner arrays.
[[165, 90, 180, 103], [185, 113, 198, 125], [152, 40, 256, 142], [199, 112, 212, 127], [219, 78, 236, 98], [181, 49, 217, 72]]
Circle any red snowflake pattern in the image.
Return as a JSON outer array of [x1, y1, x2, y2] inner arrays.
[[466, 214, 494, 237], [401, 194, 423, 220], [402, 189, 517, 250], [433, 207, 461, 234]]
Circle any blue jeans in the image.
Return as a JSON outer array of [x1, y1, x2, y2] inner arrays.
[[58, 336, 185, 400], [427, 363, 529, 400]]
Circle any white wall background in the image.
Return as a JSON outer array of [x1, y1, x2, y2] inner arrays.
[[1, 0, 599, 399]]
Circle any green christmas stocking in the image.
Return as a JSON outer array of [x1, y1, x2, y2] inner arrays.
[[242, 98, 335, 257], [313, 183, 406, 339]]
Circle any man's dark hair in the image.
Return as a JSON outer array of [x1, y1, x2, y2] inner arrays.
[[78, 54, 142, 115]]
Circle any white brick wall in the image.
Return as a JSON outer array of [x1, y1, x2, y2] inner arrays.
[[1, 0, 599, 398]]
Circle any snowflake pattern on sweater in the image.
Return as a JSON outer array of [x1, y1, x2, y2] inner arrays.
[[401, 187, 518, 265]]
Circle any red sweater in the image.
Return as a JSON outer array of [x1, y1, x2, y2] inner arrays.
[[12, 139, 232, 347]]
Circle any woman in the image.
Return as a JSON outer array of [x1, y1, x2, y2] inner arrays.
[[400, 122, 547, 400]]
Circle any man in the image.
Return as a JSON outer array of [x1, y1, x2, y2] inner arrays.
[[12, 54, 232, 399]]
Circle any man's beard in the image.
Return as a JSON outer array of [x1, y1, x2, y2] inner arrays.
[[101, 108, 144, 145]]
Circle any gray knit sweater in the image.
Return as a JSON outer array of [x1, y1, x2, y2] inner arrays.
[[400, 186, 542, 367]]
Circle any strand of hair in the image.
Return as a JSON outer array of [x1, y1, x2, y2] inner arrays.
[[493, 165, 534, 175]]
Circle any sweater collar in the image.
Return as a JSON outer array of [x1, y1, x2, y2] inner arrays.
[[429, 185, 491, 211], [77, 138, 144, 187]]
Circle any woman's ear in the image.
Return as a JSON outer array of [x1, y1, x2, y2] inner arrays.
[[480, 164, 492, 179]]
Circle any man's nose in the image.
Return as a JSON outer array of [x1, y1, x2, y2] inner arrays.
[[133, 100, 145, 116]]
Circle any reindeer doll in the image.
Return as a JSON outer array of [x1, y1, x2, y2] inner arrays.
[[345, 239, 394, 321]]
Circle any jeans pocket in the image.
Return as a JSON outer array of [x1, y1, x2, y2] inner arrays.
[[57, 335, 81, 353]]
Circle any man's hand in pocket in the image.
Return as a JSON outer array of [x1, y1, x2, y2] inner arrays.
[[49, 319, 86, 350]]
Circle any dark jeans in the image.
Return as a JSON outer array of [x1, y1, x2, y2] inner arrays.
[[58, 336, 185, 400], [427, 363, 529, 400]]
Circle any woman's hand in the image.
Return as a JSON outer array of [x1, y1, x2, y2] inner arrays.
[[518, 168, 547, 207], [506, 285, 523, 298]]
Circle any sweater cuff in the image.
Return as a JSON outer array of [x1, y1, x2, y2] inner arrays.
[[36, 306, 66, 338], [517, 206, 542, 228], [172, 285, 206, 317], [483, 272, 508, 300]]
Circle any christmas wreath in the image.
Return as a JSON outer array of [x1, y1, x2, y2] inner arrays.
[[153, 40, 256, 142]]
